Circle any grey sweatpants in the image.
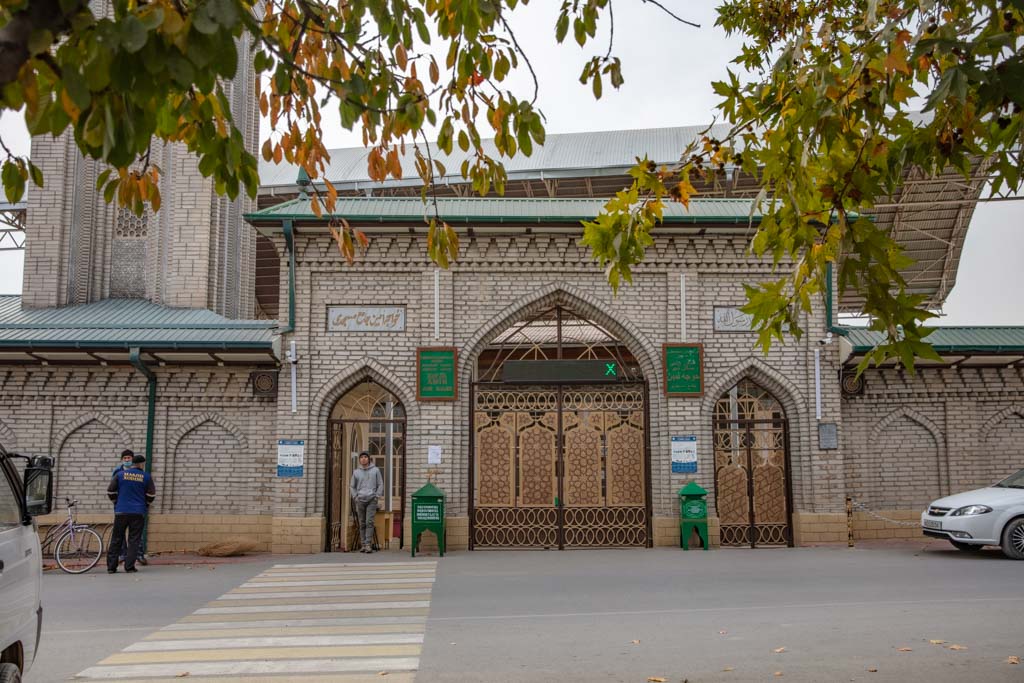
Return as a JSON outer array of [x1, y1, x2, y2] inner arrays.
[[355, 498, 378, 547]]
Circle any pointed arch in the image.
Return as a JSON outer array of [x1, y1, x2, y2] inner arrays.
[[701, 356, 808, 420], [169, 412, 250, 453], [312, 357, 418, 422], [979, 405, 1024, 441], [702, 356, 810, 513], [52, 412, 131, 453], [0, 418, 16, 450], [868, 406, 943, 448], [459, 282, 662, 386]]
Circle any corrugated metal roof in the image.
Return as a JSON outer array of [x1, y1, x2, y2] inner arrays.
[[0, 296, 276, 348], [246, 195, 762, 224], [258, 124, 727, 190], [843, 326, 1024, 352]]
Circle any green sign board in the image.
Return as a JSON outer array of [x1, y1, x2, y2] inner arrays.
[[683, 499, 707, 519], [501, 359, 626, 384], [663, 344, 704, 397], [417, 347, 458, 401], [414, 503, 441, 522]]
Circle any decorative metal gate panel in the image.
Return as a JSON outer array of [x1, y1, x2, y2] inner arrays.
[[713, 380, 792, 547], [472, 386, 648, 548]]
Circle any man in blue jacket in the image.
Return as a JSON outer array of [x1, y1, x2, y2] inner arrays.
[[106, 454, 156, 574]]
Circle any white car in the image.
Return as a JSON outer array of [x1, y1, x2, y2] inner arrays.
[[0, 446, 54, 682], [921, 468, 1024, 560]]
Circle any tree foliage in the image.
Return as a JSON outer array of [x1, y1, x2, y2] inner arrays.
[[1, 0, 1020, 369]]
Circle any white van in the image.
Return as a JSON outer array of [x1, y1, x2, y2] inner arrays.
[[0, 446, 53, 682]]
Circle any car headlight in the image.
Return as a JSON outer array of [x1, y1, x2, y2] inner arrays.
[[949, 505, 992, 516]]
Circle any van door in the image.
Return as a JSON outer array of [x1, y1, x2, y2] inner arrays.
[[0, 460, 38, 664]]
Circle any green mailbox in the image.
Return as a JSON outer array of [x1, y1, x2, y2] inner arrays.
[[411, 482, 446, 557], [678, 481, 709, 550]]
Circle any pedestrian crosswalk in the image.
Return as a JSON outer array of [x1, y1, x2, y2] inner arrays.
[[74, 560, 437, 681]]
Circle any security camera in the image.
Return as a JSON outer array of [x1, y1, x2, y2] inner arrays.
[[818, 332, 834, 346]]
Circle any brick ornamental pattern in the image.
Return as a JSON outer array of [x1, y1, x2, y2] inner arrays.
[[5, 230, 1024, 551]]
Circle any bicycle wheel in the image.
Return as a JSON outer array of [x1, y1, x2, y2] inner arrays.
[[55, 527, 103, 574]]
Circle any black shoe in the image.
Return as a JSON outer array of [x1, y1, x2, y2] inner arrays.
[[125, 567, 138, 573], [107, 569, 117, 574]]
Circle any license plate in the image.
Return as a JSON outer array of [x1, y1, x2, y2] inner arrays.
[[923, 519, 942, 530]]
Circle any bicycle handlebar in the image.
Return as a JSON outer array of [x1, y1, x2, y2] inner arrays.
[[64, 497, 78, 507]]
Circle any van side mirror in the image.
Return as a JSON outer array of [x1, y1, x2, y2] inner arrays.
[[24, 458, 54, 517]]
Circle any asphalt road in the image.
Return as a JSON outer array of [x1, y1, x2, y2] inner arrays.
[[25, 542, 1023, 682]]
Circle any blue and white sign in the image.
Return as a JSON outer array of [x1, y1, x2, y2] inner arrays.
[[671, 435, 698, 474], [277, 439, 305, 477]]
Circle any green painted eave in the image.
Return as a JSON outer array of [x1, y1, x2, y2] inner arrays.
[[412, 482, 446, 498], [843, 326, 1024, 354], [0, 296, 277, 350], [245, 196, 767, 225]]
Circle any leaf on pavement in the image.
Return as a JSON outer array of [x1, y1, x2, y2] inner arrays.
[[947, 644, 968, 651], [377, 672, 389, 677], [174, 674, 190, 678], [867, 668, 878, 673], [928, 640, 946, 645], [646, 678, 666, 682], [774, 647, 787, 653], [723, 666, 734, 672], [1008, 656, 1020, 665], [719, 630, 728, 635], [897, 648, 913, 652], [631, 640, 641, 644], [774, 671, 783, 677]]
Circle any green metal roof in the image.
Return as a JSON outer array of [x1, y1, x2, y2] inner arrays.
[[0, 296, 276, 349], [245, 195, 764, 225], [843, 326, 1024, 353]]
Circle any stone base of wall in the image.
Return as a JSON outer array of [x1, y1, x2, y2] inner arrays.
[[652, 515, 720, 548], [792, 512, 847, 545], [36, 513, 278, 554], [271, 516, 326, 554], [402, 515, 469, 554], [851, 510, 921, 540]]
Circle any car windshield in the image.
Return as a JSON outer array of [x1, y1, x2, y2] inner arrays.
[[994, 469, 1024, 489]]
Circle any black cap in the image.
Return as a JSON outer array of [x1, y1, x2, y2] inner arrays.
[[132, 454, 146, 464], [358, 451, 370, 458]]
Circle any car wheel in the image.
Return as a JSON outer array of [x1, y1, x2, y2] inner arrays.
[[0, 662, 22, 683], [1002, 518, 1024, 560], [949, 539, 983, 552]]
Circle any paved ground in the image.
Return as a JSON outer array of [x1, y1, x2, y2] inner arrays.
[[26, 541, 1023, 682]]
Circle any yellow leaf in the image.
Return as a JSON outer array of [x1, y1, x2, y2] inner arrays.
[[928, 640, 946, 645], [897, 647, 912, 652], [646, 678, 666, 683], [1008, 656, 1020, 665], [723, 666, 734, 672], [867, 667, 878, 673], [774, 672, 783, 677], [631, 640, 641, 645], [774, 647, 787, 654], [947, 644, 967, 651]]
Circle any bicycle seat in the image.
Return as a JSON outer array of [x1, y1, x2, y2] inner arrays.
[[65, 498, 78, 507]]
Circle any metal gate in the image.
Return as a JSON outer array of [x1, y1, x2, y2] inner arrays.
[[470, 385, 650, 548], [712, 380, 793, 547]]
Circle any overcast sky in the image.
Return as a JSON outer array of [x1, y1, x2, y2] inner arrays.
[[0, 2, 1020, 324]]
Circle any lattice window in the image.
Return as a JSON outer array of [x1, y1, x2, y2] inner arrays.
[[115, 207, 149, 239]]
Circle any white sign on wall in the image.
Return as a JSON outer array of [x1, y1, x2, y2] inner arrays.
[[714, 306, 788, 333], [277, 439, 305, 477], [671, 435, 698, 474], [328, 306, 406, 332], [427, 445, 442, 465]]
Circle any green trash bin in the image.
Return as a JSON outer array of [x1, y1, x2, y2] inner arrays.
[[411, 482, 446, 557], [678, 481, 709, 550]]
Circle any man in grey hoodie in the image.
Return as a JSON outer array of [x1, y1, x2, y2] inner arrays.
[[350, 451, 384, 553]]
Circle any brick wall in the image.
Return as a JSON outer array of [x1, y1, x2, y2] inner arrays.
[[842, 367, 1024, 517]]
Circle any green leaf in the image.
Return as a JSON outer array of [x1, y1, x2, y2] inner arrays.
[[120, 14, 148, 53]]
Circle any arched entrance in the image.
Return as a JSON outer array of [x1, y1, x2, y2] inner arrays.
[[326, 381, 406, 551], [712, 379, 793, 547], [469, 305, 651, 549]]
